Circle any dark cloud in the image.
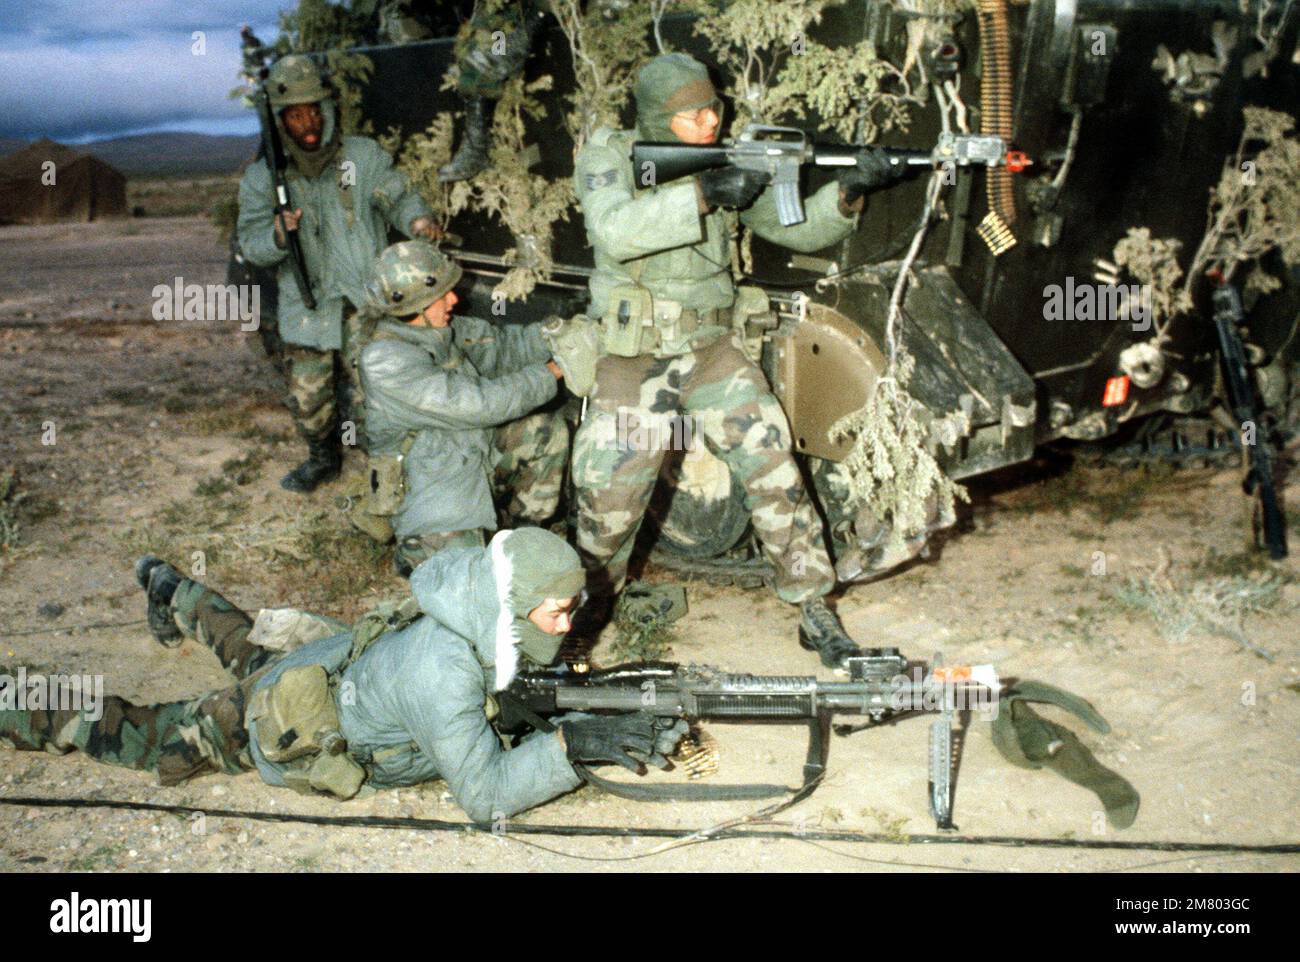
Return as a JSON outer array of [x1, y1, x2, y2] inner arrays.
[[0, 0, 282, 45], [0, 0, 284, 141]]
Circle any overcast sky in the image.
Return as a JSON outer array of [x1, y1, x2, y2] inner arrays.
[[0, 0, 286, 143]]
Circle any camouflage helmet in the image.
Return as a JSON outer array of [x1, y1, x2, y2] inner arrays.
[[369, 241, 463, 317], [265, 54, 331, 108]]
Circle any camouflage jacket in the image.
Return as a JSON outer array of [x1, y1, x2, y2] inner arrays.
[[359, 315, 557, 538], [574, 126, 855, 324], [236, 135, 432, 351], [247, 544, 581, 820]]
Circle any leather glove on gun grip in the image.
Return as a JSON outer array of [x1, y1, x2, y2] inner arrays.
[[698, 166, 771, 210], [561, 711, 658, 773], [837, 148, 906, 206], [991, 680, 1140, 829], [644, 717, 690, 770], [541, 314, 601, 398]]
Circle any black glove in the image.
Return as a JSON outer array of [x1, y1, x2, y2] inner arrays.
[[837, 148, 908, 206], [560, 712, 658, 772], [647, 717, 689, 770], [698, 166, 771, 210]]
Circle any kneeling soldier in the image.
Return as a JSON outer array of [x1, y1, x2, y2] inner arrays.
[[354, 241, 570, 576], [0, 531, 683, 822]]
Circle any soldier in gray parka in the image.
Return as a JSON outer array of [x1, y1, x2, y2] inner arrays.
[[358, 241, 569, 576], [0, 530, 681, 824], [237, 54, 439, 493]]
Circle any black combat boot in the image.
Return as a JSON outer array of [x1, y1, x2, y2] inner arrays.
[[280, 436, 342, 493], [798, 597, 862, 671], [438, 97, 495, 183], [134, 556, 183, 648]]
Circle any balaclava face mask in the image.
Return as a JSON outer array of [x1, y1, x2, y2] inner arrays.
[[280, 98, 342, 180], [488, 528, 586, 690], [634, 53, 721, 143]]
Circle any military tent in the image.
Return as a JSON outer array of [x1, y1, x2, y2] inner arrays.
[[0, 138, 127, 224]]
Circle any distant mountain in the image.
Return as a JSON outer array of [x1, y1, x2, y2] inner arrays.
[[0, 137, 28, 158], [82, 133, 259, 177]]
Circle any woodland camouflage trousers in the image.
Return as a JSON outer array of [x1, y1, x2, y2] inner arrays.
[[572, 333, 836, 605], [284, 307, 370, 445], [0, 581, 274, 786], [452, 1, 532, 98]]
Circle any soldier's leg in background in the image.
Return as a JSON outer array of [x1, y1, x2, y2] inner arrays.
[[169, 578, 277, 680], [491, 411, 569, 527], [283, 345, 336, 442], [338, 306, 369, 451], [0, 678, 255, 786], [683, 336, 836, 604], [281, 345, 342, 492], [571, 354, 676, 601], [394, 530, 486, 578], [439, 2, 540, 182]]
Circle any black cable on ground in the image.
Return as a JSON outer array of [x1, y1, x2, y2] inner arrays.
[[0, 619, 146, 641], [2, 795, 1295, 856]]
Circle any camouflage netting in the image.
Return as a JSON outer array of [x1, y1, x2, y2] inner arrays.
[[686, 0, 942, 141], [829, 349, 969, 557], [231, 0, 376, 133], [262, 0, 974, 530], [1111, 228, 1193, 332], [443, 74, 575, 300], [550, 0, 654, 149], [1117, 106, 1300, 347], [279, 0, 376, 136], [688, 0, 974, 548]]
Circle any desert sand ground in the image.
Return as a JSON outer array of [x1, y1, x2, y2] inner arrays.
[[0, 215, 1296, 872]]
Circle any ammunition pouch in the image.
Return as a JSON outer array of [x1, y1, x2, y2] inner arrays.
[[247, 664, 367, 800], [337, 435, 416, 543], [600, 284, 654, 357], [366, 454, 407, 516], [600, 284, 733, 358], [731, 285, 776, 363]]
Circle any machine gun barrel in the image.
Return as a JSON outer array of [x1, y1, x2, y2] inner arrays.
[[512, 655, 999, 723], [509, 650, 998, 830]]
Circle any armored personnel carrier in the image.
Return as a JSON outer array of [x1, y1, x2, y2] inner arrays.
[[232, 0, 1299, 581]]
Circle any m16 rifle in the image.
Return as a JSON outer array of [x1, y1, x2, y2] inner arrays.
[[631, 124, 1031, 226], [254, 70, 317, 310], [508, 648, 1000, 829], [1211, 283, 1288, 559]]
